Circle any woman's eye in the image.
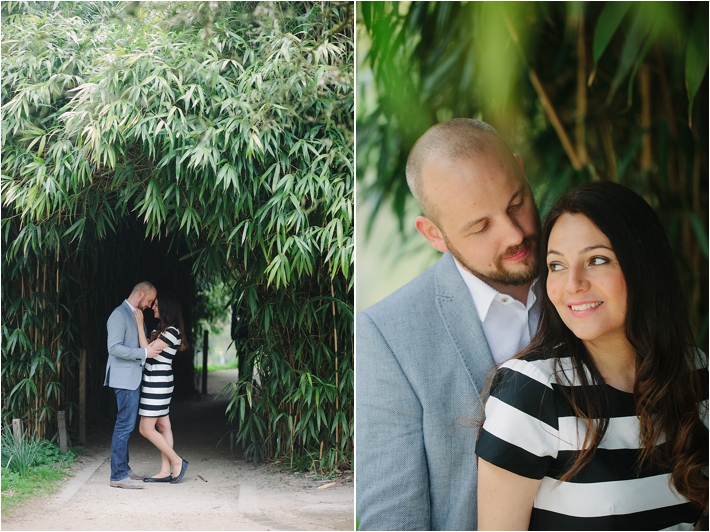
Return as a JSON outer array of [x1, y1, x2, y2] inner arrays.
[[509, 200, 523, 211], [547, 262, 564, 272], [590, 256, 609, 266]]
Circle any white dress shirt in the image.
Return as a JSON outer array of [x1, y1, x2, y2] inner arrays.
[[453, 260, 540, 365]]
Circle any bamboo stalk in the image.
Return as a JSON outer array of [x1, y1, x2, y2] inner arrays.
[[503, 11, 582, 171], [653, 48, 679, 198], [42, 263, 47, 385], [34, 387, 40, 437], [330, 283, 339, 444], [56, 217, 60, 324], [654, 48, 677, 138], [529, 71, 583, 171], [34, 264, 39, 346], [691, 148, 701, 323], [639, 65, 651, 172], [598, 115, 618, 179], [576, 15, 588, 166]]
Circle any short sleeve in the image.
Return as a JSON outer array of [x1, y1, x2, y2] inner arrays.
[[159, 326, 181, 348], [475, 359, 559, 480]]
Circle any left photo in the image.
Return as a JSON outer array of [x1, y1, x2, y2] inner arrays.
[[1, 1, 354, 530]]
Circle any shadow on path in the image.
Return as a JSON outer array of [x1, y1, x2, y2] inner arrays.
[[2, 369, 354, 531]]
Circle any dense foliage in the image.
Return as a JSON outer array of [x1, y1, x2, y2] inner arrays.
[[357, 1, 708, 348], [2, 1, 353, 471]]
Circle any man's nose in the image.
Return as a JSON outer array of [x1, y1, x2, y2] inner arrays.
[[500, 215, 525, 249]]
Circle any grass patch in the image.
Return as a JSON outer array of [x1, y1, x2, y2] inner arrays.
[[1, 426, 82, 515], [2, 463, 71, 513], [195, 358, 241, 373]]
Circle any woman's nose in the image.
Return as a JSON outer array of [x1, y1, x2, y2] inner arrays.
[[565, 265, 590, 293]]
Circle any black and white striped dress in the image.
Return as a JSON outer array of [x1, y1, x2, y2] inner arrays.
[[138, 326, 181, 418], [476, 350, 708, 531]]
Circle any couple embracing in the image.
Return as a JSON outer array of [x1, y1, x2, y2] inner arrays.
[[356, 119, 708, 530], [104, 283, 189, 489]]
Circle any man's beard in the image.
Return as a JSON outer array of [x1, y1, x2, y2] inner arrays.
[[444, 234, 539, 287], [137, 294, 152, 310]]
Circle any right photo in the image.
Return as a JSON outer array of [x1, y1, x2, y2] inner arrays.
[[355, 2, 709, 531]]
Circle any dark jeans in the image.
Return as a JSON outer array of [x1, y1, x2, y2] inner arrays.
[[110, 387, 140, 481]]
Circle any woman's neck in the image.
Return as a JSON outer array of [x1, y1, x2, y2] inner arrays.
[[583, 336, 637, 393]]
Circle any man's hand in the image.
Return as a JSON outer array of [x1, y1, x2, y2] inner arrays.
[[146, 342, 160, 358]]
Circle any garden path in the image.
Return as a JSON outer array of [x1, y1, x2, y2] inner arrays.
[[2, 369, 354, 531]]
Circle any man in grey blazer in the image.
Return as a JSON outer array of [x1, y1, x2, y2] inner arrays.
[[356, 119, 542, 530], [105, 281, 160, 489]]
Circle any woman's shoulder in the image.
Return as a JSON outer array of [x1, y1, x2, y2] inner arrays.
[[487, 349, 561, 433], [160, 326, 181, 342], [497, 348, 566, 388]]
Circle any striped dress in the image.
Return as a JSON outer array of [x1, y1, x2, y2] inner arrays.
[[138, 326, 181, 418], [475, 349, 708, 531]]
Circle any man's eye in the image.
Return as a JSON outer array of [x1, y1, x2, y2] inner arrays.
[[474, 221, 490, 234]]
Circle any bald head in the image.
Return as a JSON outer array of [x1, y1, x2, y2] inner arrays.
[[131, 281, 155, 296], [406, 118, 511, 222], [129, 281, 156, 310]]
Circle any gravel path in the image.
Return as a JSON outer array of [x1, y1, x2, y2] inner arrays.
[[2, 369, 354, 531]]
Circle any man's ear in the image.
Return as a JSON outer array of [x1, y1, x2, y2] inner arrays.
[[415, 216, 448, 253]]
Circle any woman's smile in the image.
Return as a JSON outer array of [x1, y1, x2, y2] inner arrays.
[[546, 213, 627, 346], [567, 300, 603, 314]]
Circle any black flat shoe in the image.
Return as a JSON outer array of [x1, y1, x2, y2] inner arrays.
[[143, 475, 173, 483], [171, 459, 189, 483]]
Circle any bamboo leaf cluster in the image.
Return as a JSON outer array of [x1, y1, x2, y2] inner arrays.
[[357, 1, 707, 349], [2, 1, 353, 471]]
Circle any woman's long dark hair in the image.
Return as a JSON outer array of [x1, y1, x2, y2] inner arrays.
[[521, 182, 707, 508], [150, 292, 188, 352]]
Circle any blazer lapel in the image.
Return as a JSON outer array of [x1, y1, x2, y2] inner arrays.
[[122, 301, 139, 342], [434, 253, 495, 395]]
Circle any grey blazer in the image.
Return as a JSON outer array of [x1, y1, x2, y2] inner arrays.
[[356, 252, 495, 531], [104, 301, 146, 391]]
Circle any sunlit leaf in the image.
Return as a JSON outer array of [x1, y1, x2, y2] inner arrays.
[[592, 2, 632, 66]]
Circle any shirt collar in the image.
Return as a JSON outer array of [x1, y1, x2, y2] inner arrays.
[[124, 299, 136, 312], [453, 258, 539, 322]]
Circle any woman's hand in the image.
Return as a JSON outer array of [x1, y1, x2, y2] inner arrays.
[[134, 309, 150, 349], [146, 341, 161, 358], [133, 308, 144, 327]]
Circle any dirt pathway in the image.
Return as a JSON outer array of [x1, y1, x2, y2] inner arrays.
[[2, 369, 354, 531]]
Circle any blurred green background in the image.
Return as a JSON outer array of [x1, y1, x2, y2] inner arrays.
[[356, 1, 708, 352]]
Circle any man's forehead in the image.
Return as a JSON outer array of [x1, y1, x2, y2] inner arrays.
[[423, 150, 519, 188]]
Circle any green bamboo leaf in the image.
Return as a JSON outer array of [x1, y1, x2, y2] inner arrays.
[[606, 10, 650, 104], [2, 1, 353, 472], [63, 217, 86, 243]]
